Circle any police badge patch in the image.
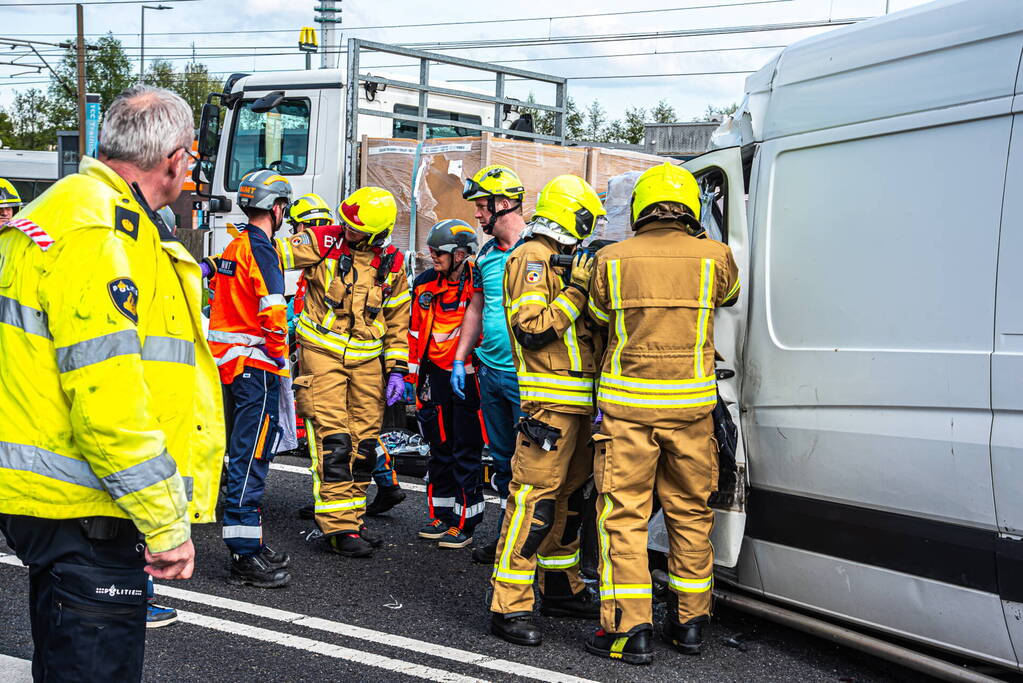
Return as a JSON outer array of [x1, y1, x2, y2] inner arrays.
[[107, 278, 140, 325], [525, 261, 544, 284], [418, 291, 434, 309]]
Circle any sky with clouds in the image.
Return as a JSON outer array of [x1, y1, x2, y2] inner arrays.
[[1, 0, 933, 122]]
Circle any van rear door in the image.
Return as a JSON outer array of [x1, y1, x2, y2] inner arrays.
[[685, 145, 750, 568]]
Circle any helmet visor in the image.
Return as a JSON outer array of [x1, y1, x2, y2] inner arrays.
[[462, 178, 483, 200]]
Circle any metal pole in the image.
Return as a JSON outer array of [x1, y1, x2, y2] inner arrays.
[[342, 38, 360, 195], [417, 58, 429, 141], [76, 3, 86, 158], [320, 0, 336, 69], [139, 5, 144, 82], [493, 72, 504, 138], [305, 52, 311, 70], [554, 82, 566, 144]]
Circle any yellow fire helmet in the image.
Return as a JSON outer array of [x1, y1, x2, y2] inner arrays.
[[337, 186, 397, 246], [462, 164, 525, 202], [631, 162, 701, 230], [288, 193, 333, 227], [531, 174, 607, 243], [0, 178, 23, 208]]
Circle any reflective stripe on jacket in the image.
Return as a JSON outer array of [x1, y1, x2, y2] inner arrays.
[[406, 264, 481, 383], [207, 225, 288, 383], [588, 220, 739, 425], [503, 235, 596, 415], [276, 225, 411, 372], [0, 156, 225, 552]]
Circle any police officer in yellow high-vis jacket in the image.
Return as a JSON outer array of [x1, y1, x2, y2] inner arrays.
[[0, 86, 224, 682]]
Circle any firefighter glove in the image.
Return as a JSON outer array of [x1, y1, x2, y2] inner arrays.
[[450, 360, 466, 400], [569, 250, 595, 293]]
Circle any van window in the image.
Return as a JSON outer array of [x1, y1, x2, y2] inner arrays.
[[226, 98, 311, 191], [392, 104, 482, 139]]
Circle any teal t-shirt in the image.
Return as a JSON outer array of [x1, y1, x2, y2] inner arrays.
[[474, 238, 515, 372]]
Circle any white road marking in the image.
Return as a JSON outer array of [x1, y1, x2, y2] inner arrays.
[[157, 585, 598, 683], [269, 462, 502, 505], [0, 654, 32, 682], [176, 610, 482, 683], [0, 556, 596, 683]]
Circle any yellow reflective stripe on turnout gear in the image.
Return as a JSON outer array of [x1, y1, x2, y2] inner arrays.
[[505, 308, 527, 369], [383, 347, 407, 361], [598, 584, 652, 600], [519, 388, 593, 406], [372, 318, 386, 336], [597, 493, 614, 596], [276, 237, 295, 269], [600, 373, 716, 393], [694, 258, 714, 378], [724, 278, 740, 303], [597, 386, 716, 409], [207, 329, 265, 346], [141, 336, 195, 366], [510, 293, 548, 312], [0, 440, 177, 499], [563, 322, 582, 372], [587, 296, 609, 324], [297, 315, 384, 359], [517, 373, 593, 390], [56, 329, 141, 374], [494, 485, 535, 584], [315, 497, 366, 512], [537, 549, 580, 569], [0, 295, 51, 339], [259, 293, 287, 310], [550, 292, 581, 322], [608, 260, 627, 376], [307, 423, 323, 505], [668, 573, 713, 593], [384, 288, 411, 308], [320, 257, 339, 329]]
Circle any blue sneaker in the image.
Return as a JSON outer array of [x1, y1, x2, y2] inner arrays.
[[146, 602, 178, 628]]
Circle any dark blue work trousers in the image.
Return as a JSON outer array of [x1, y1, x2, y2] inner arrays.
[[222, 367, 280, 556]]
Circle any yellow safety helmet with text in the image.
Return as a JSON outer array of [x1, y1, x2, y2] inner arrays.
[[631, 162, 701, 229], [532, 174, 606, 242], [0, 178, 23, 208], [337, 186, 397, 246], [288, 193, 333, 227]]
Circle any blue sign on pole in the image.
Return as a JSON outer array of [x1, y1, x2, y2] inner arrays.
[[84, 93, 101, 158]]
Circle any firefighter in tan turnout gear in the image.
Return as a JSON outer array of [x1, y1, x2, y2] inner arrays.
[[276, 186, 412, 558], [489, 175, 606, 647], [584, 163, 739, 664]]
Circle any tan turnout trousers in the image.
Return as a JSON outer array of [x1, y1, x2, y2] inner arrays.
[[295, 345, 385, 534], [593, 413, 717, 633], [490, 409, 593, 614]]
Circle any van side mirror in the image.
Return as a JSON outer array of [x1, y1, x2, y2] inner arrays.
[[250, 91, 285, 114], [197, 103, 221, 159]]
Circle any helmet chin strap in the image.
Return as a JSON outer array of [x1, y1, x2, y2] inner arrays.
[[482, 196, 520, 235]]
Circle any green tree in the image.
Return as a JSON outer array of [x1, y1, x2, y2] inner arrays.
[[584, 98, 606, 141], [176, 61, 224, 127], [7, 89, 56, 150], [651, 99, 678, 123], [48, 33, 134, 130], [700, 102, 739, 121], [145, 58, 177, 90], [521, 93, 585, 140], [0, 109, 15, 148]]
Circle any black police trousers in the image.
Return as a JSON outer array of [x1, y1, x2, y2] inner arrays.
[[0, 514, 147, 683]]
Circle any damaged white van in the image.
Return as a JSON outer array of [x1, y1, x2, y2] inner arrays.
[[652, 0, 1023, 672]]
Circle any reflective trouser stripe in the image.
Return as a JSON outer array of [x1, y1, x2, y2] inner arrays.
[[599, 584, 652, 600], [453, 501, 486, 518], [222, 525, 262, 539], [0, 295, 51, 339], [597, 493, 614, 595], [141, 336, 195, 365], [495, 484, 533, 584], [669, 574, 712, 593], [430, 496, 456, 507], [56, 329, 141, 373], [537, 550, 580, 569], [0, 440, 177, 498], [315, 497, 366, 512]]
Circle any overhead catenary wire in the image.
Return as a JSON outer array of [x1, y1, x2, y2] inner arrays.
[[1, 0, 794, 36]]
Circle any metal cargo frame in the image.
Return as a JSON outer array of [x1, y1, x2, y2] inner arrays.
[[343, 38, 568, 194]]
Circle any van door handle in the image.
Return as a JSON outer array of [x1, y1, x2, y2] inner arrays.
[[716, 368, 735, 380]]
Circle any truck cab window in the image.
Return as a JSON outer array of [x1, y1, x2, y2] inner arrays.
[[392, 104, 482, 139], [226, 98, 311, 191], [697, 168, 728, 243]]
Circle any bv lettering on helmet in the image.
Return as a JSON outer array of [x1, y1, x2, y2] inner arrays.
[[525, 261, 544, 284], [107, 278, 140, 325], [340, 201, 365, 227], [114, 206, 140, 241]]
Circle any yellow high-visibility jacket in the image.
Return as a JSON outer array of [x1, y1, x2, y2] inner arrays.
[[588, 219, 740, 427], [0, 157, 225, 553]]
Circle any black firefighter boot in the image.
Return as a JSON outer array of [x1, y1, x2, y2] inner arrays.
[[366, 485, 406, 516], [490, 611, 542, 647], [326, 532, 375, 558], [229, 552, 291, 588], [662, 590, 707, 655], [585, 624, 654, 665], [540, 572, 600, 619]]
